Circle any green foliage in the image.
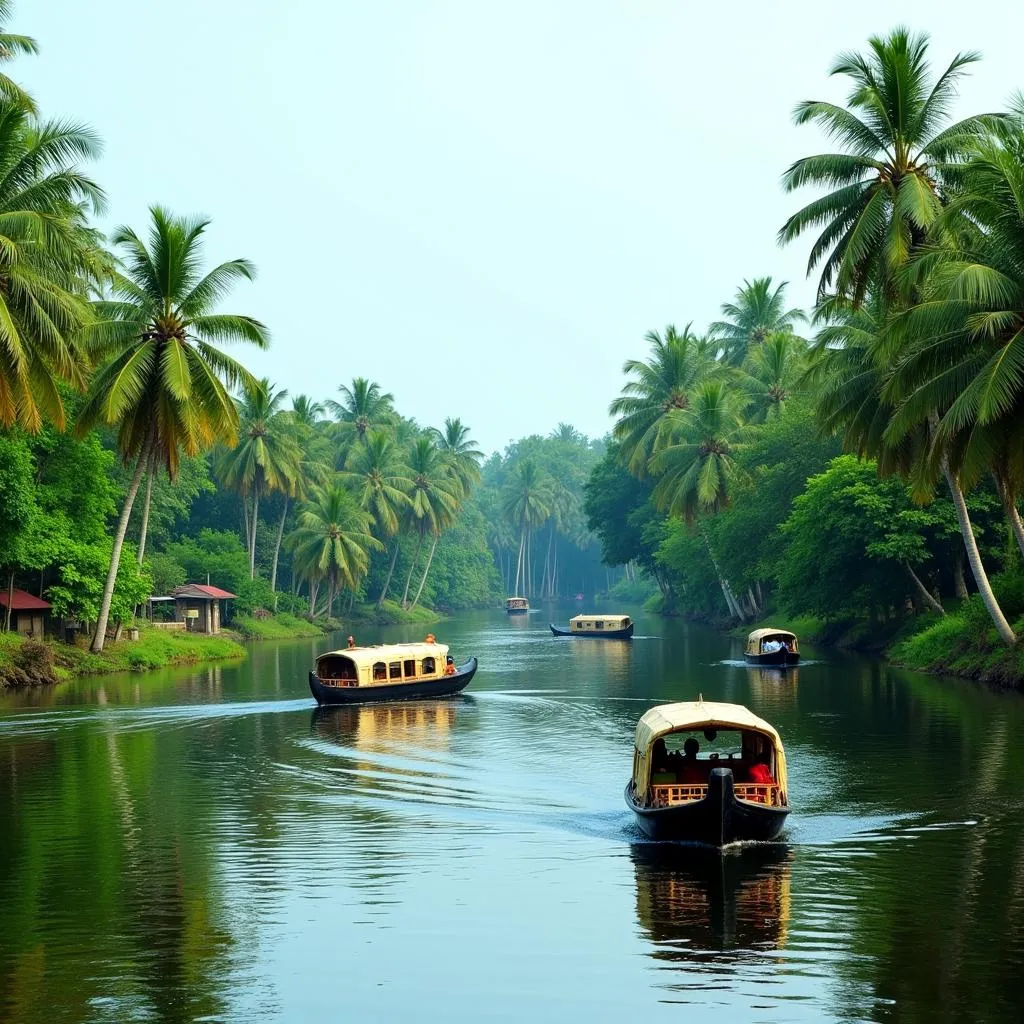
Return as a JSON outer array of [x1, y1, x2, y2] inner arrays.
[[230, 613, 324, 640]]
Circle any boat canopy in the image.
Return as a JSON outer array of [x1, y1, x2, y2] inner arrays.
[[632, 699, 787, 798], [745, 628, 798, 654], [570, 614, 630, 626], [317, 642, 448, 670]]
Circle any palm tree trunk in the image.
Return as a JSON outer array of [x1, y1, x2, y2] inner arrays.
[[92, 439, 151, 653], [249, 486, 260, 578], [401, 530, 425, 608], [242, 495, 251, 562], [4, 571, 13, 633], [136, 450, 155, 566], [270, 496, 289, 596], [411, 534, 440, 608], [513, 530, 526, 594], [699, 520, 744, 621], [377, 542, 400, 607], [943, 464, 1015, 644], [996, 480, 1024, 561], [953, 551, 968, 600], [309, 578, 320, 617], [904, 563, 945, 615]]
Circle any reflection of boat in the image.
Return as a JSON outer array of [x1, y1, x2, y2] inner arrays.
[[632, 843, 791, 952], [746, 666, 799, 708], [312, 700, 464, 752], [625, 699, 790, 845], [744, 628, 799, 666], [309, 642, 477, 705], [505, 597, 529, 615], [550, 614, 634, 638]]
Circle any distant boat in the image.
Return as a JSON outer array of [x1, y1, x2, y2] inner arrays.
[[624, 698, 790, 845], [744, 628, 800, 666], [550, 614, 634, 639], [505, 596, 529, 615], [309, 641, 477, 705], [574, 593, 584, 602]]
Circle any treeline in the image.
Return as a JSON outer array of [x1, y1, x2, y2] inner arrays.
[[586, 29, 1024, 658]]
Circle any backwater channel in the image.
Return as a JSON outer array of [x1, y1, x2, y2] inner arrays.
[[1, 606, 1023, 1023]]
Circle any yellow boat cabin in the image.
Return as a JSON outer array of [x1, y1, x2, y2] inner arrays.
[[550, 614, 634, 637], [630, 700, 789, 810], [744, 628, 800, 665], [505, 596, 529, 614], [314, 642, 451, 690]]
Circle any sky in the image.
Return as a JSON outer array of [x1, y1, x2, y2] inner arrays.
[[22, 0, 1024, 454]]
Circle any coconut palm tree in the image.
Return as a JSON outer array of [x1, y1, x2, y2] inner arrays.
[[740, 332, 807, 422], [708, 278, 806, 365], [550, 422, 585, 444], [648, 379, 749, 619], [432, 417, 482, 498], [779, 28, 998, 304], [0, 2, 37, 111], [609, 324, 718, 478], [326, 377, 394, 457], [290, 394, 325, 433], [0, 98, 103, 430], [341, 429, 413, 606], [502, 459, 552, 596], [288, 483, 382, 617], [216, 380, 300, 578], [401, 436, 461, 608], [77, 206, 268, 652]]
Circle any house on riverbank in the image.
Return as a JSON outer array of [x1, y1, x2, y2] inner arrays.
[[0, 589, 51, 636], [148, 584, 236, 634]]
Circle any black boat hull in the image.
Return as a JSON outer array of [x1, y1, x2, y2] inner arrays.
[[626, 767, 789, 846], [550, 623, 634, 639], [744, 651, 800, 666], [309, 658, 478, 706], [506, 608, 529, 616]]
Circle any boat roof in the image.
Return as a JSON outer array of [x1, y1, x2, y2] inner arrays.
[[570, 613, 629, 622], [506, 596, 527, 602], [317, 642, 449, 668], [634, 699, 782, 753], [747, 627, 796, 641]]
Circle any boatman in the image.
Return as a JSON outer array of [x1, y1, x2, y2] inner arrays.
[[425, 633, 436, 644], [444, 656, 456, 675], [347, 635, 356, 649]]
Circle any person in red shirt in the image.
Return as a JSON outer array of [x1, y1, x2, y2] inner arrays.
[[747, 761, 775, 785], [678, 737, 704, 784]]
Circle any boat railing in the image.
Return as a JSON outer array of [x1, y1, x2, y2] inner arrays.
[[650, 782, 784, 808], [320, 677, 358, 688]]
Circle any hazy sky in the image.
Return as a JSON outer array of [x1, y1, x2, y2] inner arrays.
[[23, 1, 1023, 453]]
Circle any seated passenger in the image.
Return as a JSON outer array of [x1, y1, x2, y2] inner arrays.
[[747, 761, 775, 785], [679, 737, 704, 784], [444, 656, 457, 676], [651, 738, 668, 773]]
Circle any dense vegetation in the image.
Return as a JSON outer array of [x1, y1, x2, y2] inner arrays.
[[586, 30, 1024, 682], [0, 3, 613, 681]]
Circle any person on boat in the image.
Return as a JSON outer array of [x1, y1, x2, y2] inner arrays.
[[425, 633, 436, 644], [747, 760, 775, 785], [444, 656, 456, 676], [679, 737, 704, 784], [346, 635, 356, 649], [651, 738, 669, 773]]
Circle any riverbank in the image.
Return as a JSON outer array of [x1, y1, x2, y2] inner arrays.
[[231, 602, 442, 641], [0, 628, 246, 688], [731, 600, 1024, 688]]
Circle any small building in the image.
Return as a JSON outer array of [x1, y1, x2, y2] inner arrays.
[[0, 589, 51, 636], [168, 584, 236, 634]]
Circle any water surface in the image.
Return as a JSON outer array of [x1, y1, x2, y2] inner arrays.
[[1, 608, 1022, 1022]]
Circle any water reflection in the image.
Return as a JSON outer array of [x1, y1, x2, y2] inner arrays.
[[632, 843, 792, 954], [311, 700, 464, 753], [746, 665, 799, 710]]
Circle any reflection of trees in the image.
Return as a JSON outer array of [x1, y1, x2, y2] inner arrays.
[[632, 844, 791, 954]]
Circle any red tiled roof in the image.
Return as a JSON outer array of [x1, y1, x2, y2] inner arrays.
[[0, 588, 51, 611], [171, 584, 237, 600]]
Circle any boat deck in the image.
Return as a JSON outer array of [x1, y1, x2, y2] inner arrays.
[[650, 782, 784, 808]]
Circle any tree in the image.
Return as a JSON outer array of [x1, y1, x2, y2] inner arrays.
[[215, 379, 299, 578], [402, 436, 460, 608], [0, 98, 103, 431], [78, 206, 268, 652], [740, 332, 807, 422], [432, 417, 483, 497], [609, 324, 718, 477], [326, 377, 394, 456], [290, 394, 324, 432], [709, 277, 805, 365], [779, 28, 996, 304], [341, 429, 412, 606], [502, 459, 552, 597], [288, 484, 381, 617], [0, 1, 37, 111]]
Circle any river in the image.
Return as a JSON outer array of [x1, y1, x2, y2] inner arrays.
[[1, 607, 1022, 1023]]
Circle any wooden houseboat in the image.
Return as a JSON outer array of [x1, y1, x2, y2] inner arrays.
[[625, 699, 790, 845], [744, 628, 799, 666], [550, 614, 634, 638], [309, 641, 477, 705], [505, 596, 529, 615]]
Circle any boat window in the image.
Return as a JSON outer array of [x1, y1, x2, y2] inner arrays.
[[422, 656, 436, 674], [595, 620, 604, 629], [389, 662, 401, 679], [372, 662, 386, 680], [623, 617, 631, 626], [403, 659, 416, 677]]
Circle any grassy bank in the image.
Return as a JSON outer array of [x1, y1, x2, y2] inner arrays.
[[348, 601, 443, 626], [1, 627, 246, 688], [230, 613, 328, 641]]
